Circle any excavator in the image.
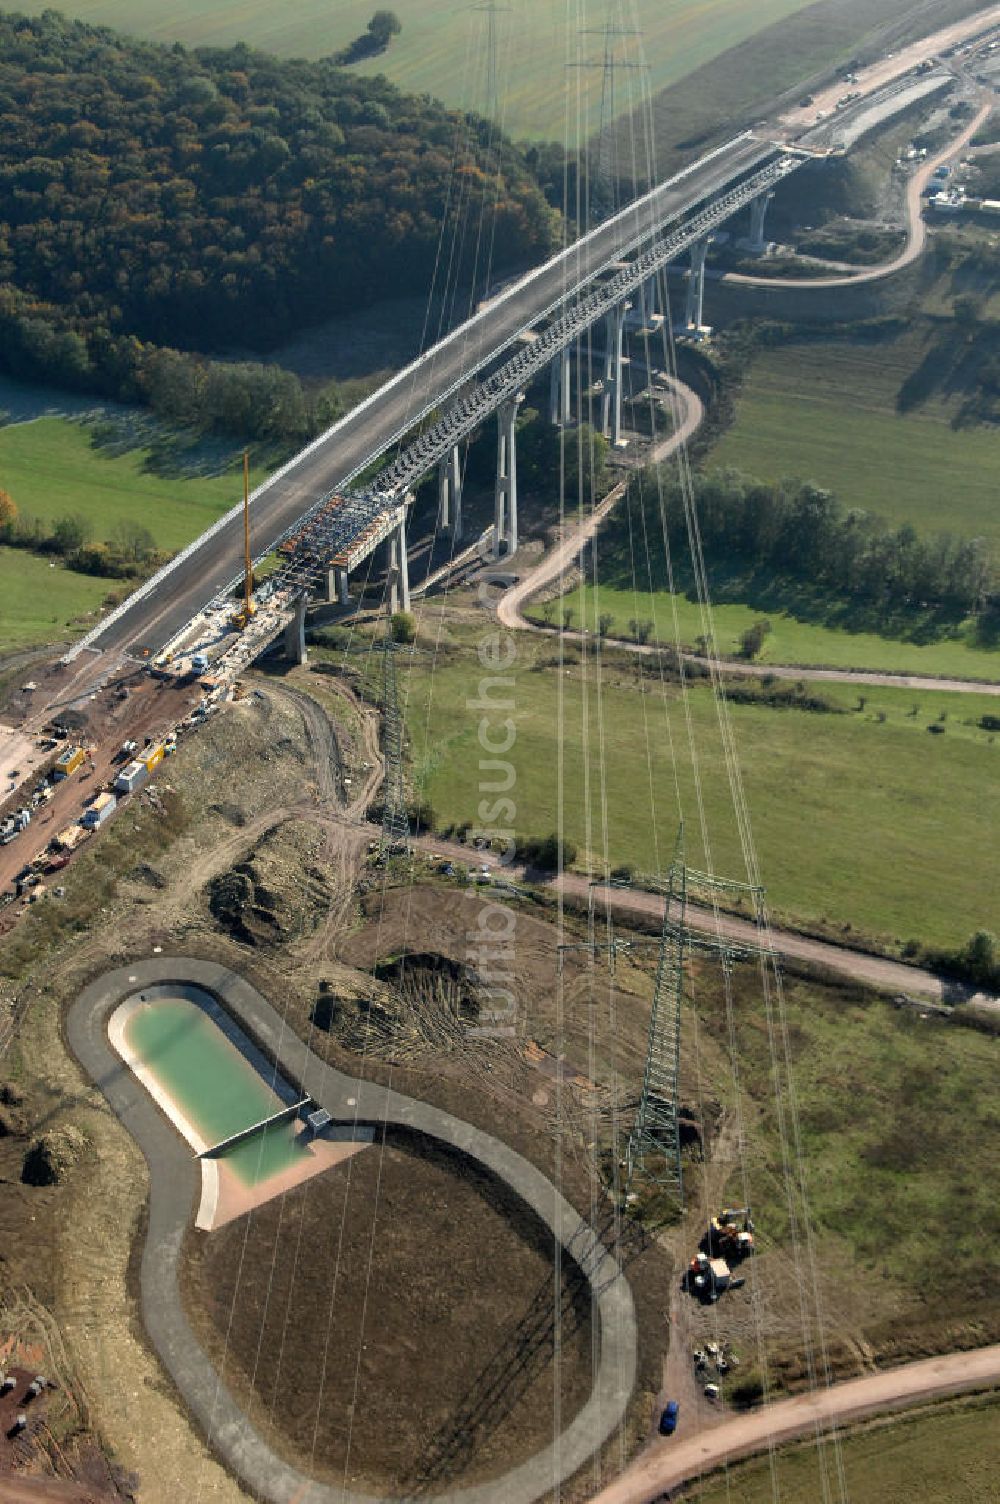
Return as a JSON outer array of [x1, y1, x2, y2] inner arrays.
[[230, 451, 257, 632]]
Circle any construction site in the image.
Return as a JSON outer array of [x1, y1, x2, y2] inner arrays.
[[1, 590, 997, 1501], [0, 8, 998, 1499]]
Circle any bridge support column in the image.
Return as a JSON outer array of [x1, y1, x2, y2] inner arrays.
[[549, 345, 572, 427], [388, 516, 411, 615], [748, 192, 773, 252], [626, 274, 663, 332], [601, 302, 627, 447], [494, 396, 521, 558], [284, 593, 307, 665], [683, 239, 710, 333], [337, 567, 350, 606], [438, 445, 463, 540], [325, 567, 337, 603]]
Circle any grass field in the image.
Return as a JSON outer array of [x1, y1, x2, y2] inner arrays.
[[706, 973, 1000, 1330], [708, 334, 1000, 548], [0, 418, 252, 550], [347, 626, 999, 949], [683, 1395, 1000, 1503], [0, 546, 112, 649], [0, 416, 258, 650], [8, 0, 956, 142], [532, 583, 1000, 679]]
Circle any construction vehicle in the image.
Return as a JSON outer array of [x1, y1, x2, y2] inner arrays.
[[230, 451, 257, 631], [705, 1205, 755, 1263]]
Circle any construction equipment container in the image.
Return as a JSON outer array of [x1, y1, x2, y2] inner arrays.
[[53, 746, 85, 778], [143, 744, 164, 773], [54, 824, 87, 852], [114, 760, 148, 795], [82, 792, 117, 829]]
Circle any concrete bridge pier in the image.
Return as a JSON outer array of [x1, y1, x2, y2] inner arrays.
[[283, 593, 307, 664], [601, 302, 628, 447], [626, 274, 663, 331], [683, 238, 710, 333], [549, 345, 572, 427], [494, 395, 522, 557], [437, 445, 463, 539], [388, 515, 411, 615], [324, 566, 350, 605], [748, 191, 773, 251]]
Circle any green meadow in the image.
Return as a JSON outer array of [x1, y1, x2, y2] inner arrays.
[[0, 417, 260, 650], [533, 583, 1000, 681], [708, 336, 1000, 549], [345, 628, 999, 950], [683, 1396, 1000, 1504]]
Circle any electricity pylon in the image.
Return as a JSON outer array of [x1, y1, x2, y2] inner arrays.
[[569, 832, 770, 1209], [378, 636, 410, 861]]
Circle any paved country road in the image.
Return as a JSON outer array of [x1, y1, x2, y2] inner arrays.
[[496, 391, 1000, 697], [589, 1344, 1000, 1504], [729, 94, 996, 293], [67, 958, 637, 1504]]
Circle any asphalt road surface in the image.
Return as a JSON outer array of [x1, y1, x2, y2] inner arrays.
[[68, 958, 637, 1504], [77, 134, 775, 662]]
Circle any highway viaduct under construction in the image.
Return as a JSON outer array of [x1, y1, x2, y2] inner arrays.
[[64, 69, 951, 672]]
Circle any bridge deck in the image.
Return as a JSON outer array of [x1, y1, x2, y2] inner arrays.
[[71, 132, 776, 661]]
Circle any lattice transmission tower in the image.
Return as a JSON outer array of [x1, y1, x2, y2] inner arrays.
[[569, 18, 648, 224], [378, 637, 410, 861], [624, 847, 768, 1204], [572, 834, 770, 1209]]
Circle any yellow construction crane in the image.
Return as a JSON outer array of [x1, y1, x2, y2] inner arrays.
[[230, 451, 257, 631]]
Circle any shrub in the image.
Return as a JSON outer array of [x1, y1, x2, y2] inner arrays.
[[522, 833, 577, 870], [391, 611, 416, 644], [728, 1369, 765, 1409]]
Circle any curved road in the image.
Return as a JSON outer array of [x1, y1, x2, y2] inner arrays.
[[67, 958, 637, 1504], [497, 416, 1000, 696], [591, 1343, 1000, 1504], [727, 94, 994, 292]]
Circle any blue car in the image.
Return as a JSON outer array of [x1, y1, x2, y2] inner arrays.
[[658, 1400, 679, 1436]]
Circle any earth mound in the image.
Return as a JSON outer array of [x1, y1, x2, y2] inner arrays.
[[207, 821, 331, 948]]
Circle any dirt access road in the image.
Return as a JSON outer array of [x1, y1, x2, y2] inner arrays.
[[411, 833, 996, 1009], [732, 93, 996, 292], [497, 377, 704, 629], [590, 1343, 1000, 1504], [774, 5, 1000, 137], [496, 362, 1000, 696]]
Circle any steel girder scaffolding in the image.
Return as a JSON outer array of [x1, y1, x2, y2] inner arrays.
[[373, 154, 802, 499]]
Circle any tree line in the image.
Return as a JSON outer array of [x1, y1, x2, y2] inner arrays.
[[0, 10, 556, 420], [0, 489, 161, 580], [609, 466, 997, 633], [0, 280, 358, 446]]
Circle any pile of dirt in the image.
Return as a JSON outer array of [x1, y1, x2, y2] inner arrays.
[[21, 1128, 88, 1187], [206, 822, 331, 948], [0, 1084, 26, 1139], [311, 951, 484, 1061]]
